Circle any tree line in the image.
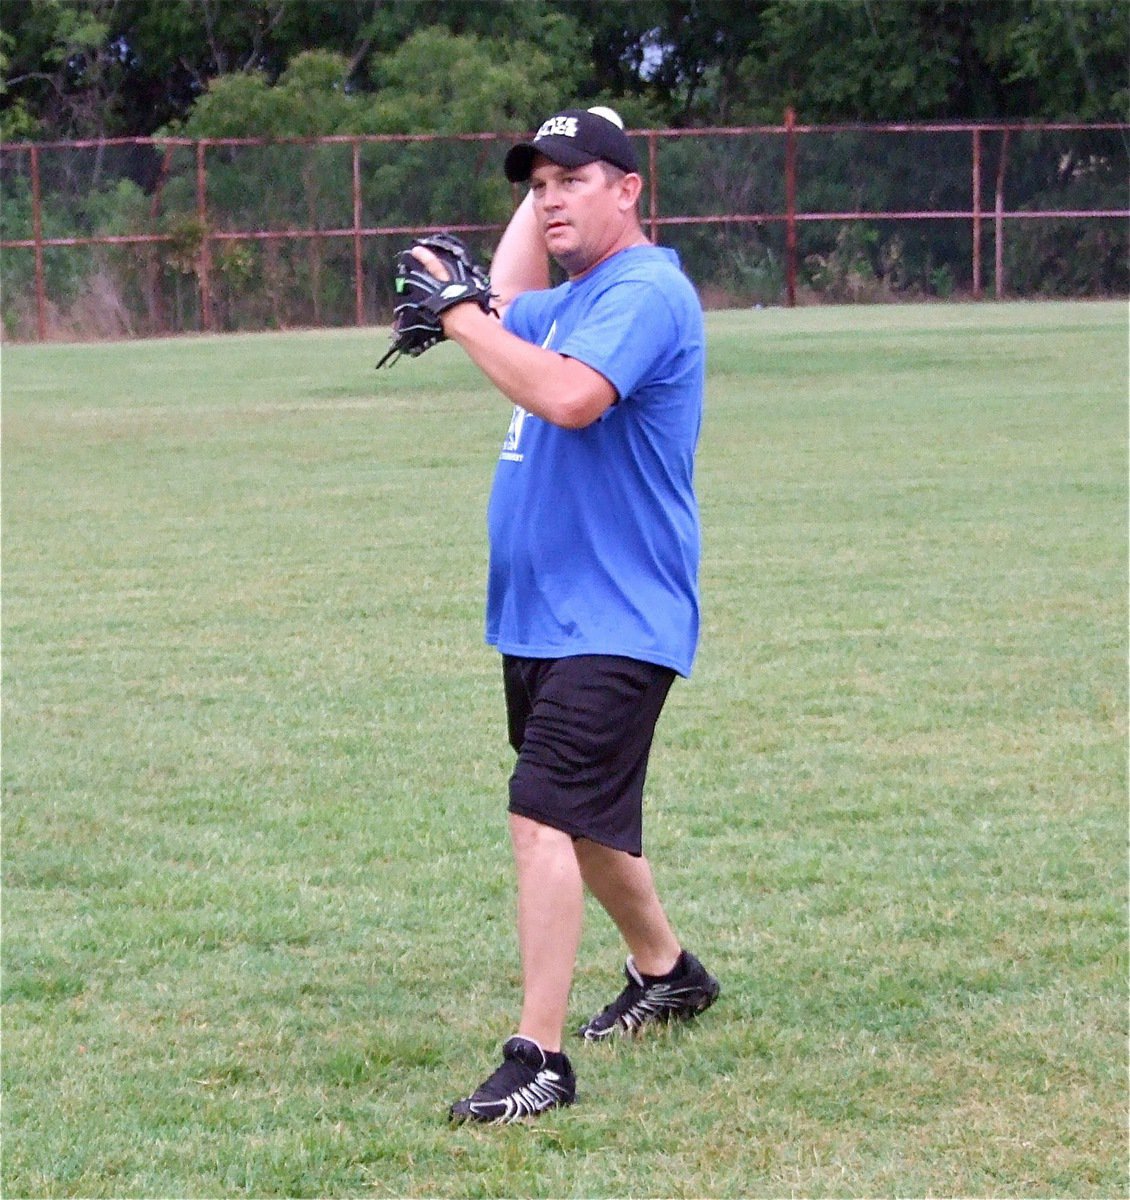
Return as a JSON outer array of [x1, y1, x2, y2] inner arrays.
[[3, 0, 1126, 141], [1, 1, 1126, 336]]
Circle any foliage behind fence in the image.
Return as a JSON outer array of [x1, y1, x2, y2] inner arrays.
[[1, 121, 1126, 340]]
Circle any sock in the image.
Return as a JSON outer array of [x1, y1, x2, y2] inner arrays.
[[639, 950, 688, 986], [515, 1034, 569, 1066], [545, 1047, 571, 1071]]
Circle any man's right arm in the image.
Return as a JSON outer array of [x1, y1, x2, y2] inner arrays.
[[489, 191, 549, 317]]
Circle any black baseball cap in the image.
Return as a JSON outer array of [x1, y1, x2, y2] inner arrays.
[[504, 107, 638, 183]]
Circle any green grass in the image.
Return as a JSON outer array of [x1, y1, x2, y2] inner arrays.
[[3, 301, 1127, 1198]]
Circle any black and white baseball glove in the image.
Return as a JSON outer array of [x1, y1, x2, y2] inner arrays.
[[375, 233, 496, 368]]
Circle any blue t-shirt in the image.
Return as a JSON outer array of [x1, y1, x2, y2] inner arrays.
[[485, 244, 705, 677]]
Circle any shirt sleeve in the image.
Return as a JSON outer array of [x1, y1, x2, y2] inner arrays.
[[502, 290, 540, 342], [555, 279, 679, 402]]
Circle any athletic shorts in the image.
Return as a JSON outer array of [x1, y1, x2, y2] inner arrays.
[[502, 654, 676, 857]]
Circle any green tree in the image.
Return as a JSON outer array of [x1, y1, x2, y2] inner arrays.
[[0, 0, 116, 137], [4, 0, 1126, 140], [177, 48, 357, 138], [726, 0, 1129, 124], [2, 0, 601, 139], [365, 26, 581, 134]]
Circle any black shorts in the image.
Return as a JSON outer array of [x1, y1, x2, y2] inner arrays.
[[503, 654, 676, 857]]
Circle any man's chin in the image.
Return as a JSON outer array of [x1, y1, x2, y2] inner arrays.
[[549, 245, 585, 275], [544, 228, 574, 253]]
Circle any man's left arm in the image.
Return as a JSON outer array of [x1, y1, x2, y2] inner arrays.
[[445, 304, 616, 429], [410, 243, 616, 429]]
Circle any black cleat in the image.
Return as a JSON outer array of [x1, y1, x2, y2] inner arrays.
[[577, 950, 720, 1041], [449, 1036, 576, 1124]]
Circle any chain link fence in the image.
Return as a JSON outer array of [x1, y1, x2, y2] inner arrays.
[[2, 120, 1126, 340]]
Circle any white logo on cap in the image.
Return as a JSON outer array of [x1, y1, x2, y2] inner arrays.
[[536, 115, 579, 140]]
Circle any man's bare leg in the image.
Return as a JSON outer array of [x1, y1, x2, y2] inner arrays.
[[574, 837, 682, 976], [509, 813, 584, 1051]]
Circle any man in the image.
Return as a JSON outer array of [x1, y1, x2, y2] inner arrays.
[[413, 106, 719, 1125]]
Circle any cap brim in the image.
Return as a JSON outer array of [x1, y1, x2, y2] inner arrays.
[[504, 138, 599, 183]]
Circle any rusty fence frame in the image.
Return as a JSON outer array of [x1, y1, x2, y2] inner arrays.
[[2, 114, 1127, 340]]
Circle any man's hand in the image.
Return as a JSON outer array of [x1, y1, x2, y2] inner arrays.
[[375, 233, 496, 369], [409, 244, 452, 283]]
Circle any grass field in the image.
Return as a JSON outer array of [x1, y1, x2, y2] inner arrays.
[[2, 301, 1127, 1199]]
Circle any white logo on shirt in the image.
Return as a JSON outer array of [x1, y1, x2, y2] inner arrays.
[[501, 407, 528, 461], [499, 321, 557, 463]]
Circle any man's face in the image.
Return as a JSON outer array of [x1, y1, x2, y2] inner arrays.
[[528, 156, 635, 278]]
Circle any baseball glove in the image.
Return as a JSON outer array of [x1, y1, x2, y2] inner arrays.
[[376, 233, 496, 368]]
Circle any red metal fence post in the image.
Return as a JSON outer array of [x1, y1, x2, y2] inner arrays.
[[352, 139, 364, 326], [30, 144, 47, 341], [195, 140, 213, 332], [149, 143, 173, 332], [647, 131, 658, 243], [784, 107, 798, 308], [972, 127, 983, 299], [994, 130, 1010, 300]]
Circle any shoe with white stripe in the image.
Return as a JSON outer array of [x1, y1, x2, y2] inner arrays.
[[449, 1036, 576, 1124], [577, 950, 720, 1040]]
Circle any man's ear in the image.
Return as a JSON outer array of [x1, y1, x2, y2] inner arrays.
[[619, 172, 644, 211]]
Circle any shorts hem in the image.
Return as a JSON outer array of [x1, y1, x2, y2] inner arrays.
[[506, 799, 642, 858]]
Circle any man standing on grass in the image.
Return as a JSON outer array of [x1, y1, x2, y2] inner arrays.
[[409, 106, 720, 1123]]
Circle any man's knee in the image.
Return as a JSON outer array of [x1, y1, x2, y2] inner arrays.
[[509, 812, 575, 859]]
